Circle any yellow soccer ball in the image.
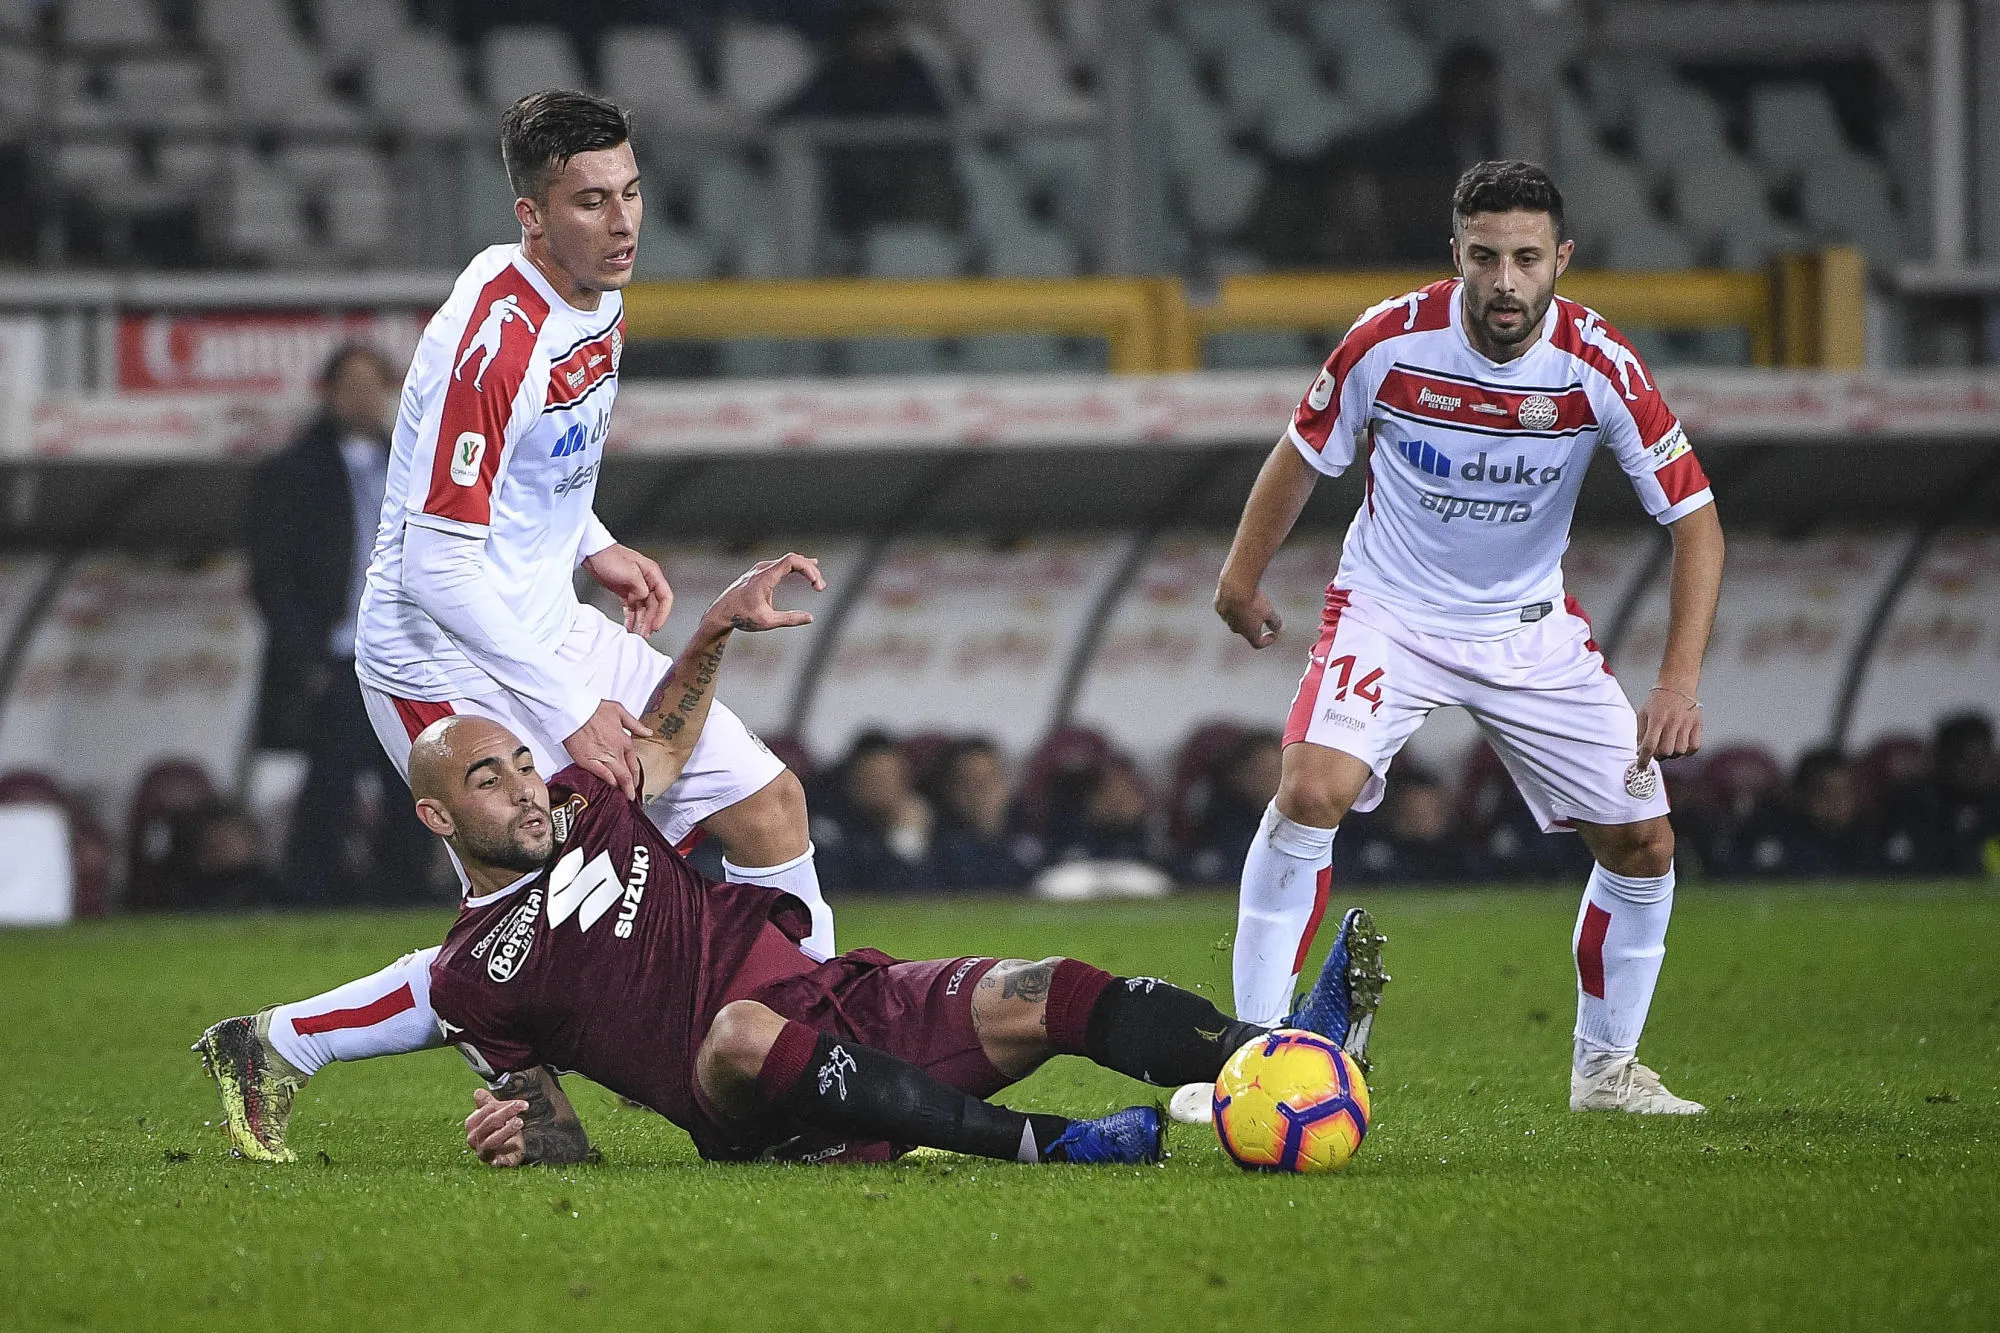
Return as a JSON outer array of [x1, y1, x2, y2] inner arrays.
[[1213, 1028, 1371, 1173]]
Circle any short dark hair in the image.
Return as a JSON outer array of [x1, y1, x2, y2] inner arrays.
[[500, 89, 632, 201], [1452, 160, 1566, 241], [317, 340, 395, 389]]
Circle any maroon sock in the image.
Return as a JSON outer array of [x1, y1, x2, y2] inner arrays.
[[1044, 959, 1116, 1056], [754, 1019, 822, 1102]]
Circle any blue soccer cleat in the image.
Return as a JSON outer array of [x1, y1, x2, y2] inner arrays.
[[1286, 907, 1389, 1073], [1043, 1104, 1166, 1165]]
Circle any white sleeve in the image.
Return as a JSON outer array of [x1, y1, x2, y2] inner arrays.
[[403, 523, 600, 741], [576, 512, 616, 568]]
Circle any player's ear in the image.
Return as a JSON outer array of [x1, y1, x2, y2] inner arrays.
[[514, 194, 541, 240], [414, 797, 454, 838], [1554, 237, 1574, 278]]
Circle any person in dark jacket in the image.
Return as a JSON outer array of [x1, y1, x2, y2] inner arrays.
[[246, 342, 435, 905]]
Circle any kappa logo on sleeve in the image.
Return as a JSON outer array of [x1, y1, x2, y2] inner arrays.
[[449, 431, 486, 486]]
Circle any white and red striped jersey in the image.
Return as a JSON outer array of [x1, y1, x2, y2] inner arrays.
[[1288, 278, 1712, 639], [357, 245, 624, 704]]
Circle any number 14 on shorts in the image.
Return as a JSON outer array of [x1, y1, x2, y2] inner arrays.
[[1324, 655, 1385, 715]]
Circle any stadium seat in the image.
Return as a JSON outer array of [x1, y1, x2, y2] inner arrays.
[[945, 0, 1093, 126], [196, 0, 295, 46], [1858, 733, 1928, 803], [688, 152, 770, 246], [1305, 0, 1435, 129], [1218, 27, 1320, 133], [1631, 81, 1733, 174], [125, 758, 218, 908], [861, 224, 966, 278], [718, 21, 816, 118], [1749, 83, 1849, 176], [1264, 86, 1357, 160], [0, 773, 109, 919], [0, 45, 42, 127], [1016, 725, 1114, 834], [1702, 745, 1785, 823], [845, 338, 946, 376], [1560, 152, 1657, 255], [1178, 149, 1264, 237], [1800, 152, 1901, 267], [369, 31, 480, 134], [312, 0, 411, 65], [1577, 55, 1672, 136], [1173, 0, 1274, 60], [986, 225, 1081, 278], [957, 147, 1036, 244], [0, 771, 67, 807], [1204, 331, 1316, 370], [481, 26, 586, 109], [1013, 135, 1098, 237], [1713, 214, 1809, 270], [61, 0, 163, 44], [50, 57, 113, 131], [959, 334, 1067, 374], [458, 144, 521, 256], [224, 156, 308, 257], [1053, 0, 1101, 61], [1670, 157, 1772, 251], [602, 26, 732, 134], [634, 224, 716, 280], [110, 54, 222, 130]]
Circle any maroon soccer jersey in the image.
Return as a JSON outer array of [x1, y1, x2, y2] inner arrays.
[[429, 766, 815, 1132]]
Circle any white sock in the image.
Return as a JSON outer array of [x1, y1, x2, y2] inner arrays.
[[266, 947, 445, 1076], [725, 844, 835, 960], [1572, 862, 1674, 1072], [1232, 802, 1338, 1026]]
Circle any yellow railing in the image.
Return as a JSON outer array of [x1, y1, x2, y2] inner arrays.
[[621, 251, 1863, 374]]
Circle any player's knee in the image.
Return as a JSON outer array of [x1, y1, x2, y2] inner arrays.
[[703, 1000, 786, 1083], [1599, 818, 1674, 877], [708, 770, 810, 865], [1275, 767, 1360, 830]]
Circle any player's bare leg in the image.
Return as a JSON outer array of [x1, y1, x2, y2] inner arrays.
[[1568, 816, 1703, 1114], [1232, 741, 1373, 1026], [700, 768, 836, 956]]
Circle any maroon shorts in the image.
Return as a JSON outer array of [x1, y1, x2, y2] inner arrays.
[[687, 949, 1008, 1163]]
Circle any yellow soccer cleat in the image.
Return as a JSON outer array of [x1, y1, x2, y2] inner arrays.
[[193, 1009, 308, 1163]]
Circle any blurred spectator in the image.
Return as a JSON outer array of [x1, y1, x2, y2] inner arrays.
[[127, 800, 279, 911], [782, 2, 958, 235], [1881, 712, 2000, 875], [1045, 758, 1155, 865], [247, 343, 435, 906], [928, 738, 1039, 890], [1735, 747, 1880, 878], [812, 730, 938, 892], [1339, 766, 1474, 883], [1181, 732, 1282, 884]]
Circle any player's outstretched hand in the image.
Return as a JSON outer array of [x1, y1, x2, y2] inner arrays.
[[584, 543, 675, 638], [1215, 580, 1283, 649], [565, 700, 652, 799], [466, 1087, 529, 1168], [1635, 687, 1703, 768], [707, 553, 826, 633]]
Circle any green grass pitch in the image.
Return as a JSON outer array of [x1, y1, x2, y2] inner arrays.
[[2, 883, 1996, 1331]]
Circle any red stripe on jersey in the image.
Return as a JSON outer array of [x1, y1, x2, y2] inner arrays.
[[423, 266, 550, 526], [1576, 902, 1611, 998], [392, 696, 455, 740], [1655, 451, 1710, 506], [1549, 298, 1678, 447], [1375, 367, 1595, 432], [292, 983, 416, 1035], [1292, 863, 1334, 975], [1283, 587, 1352, 746], [1565, 593, 1613, 675], [546, 319, 622, 410], [1292, 279, 1457, 454]]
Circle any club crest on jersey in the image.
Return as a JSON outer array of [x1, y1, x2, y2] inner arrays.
[[1624, 763, 1660, 800], [549, 793, 588, 843], [449, 431, 485, 486], [1517, 394, 1559, 430], [1307, 367, 1335, 412], [454, 293, 538, 390]]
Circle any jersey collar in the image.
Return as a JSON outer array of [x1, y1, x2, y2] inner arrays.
[[464, 868, 539, 910], [509, 245, 621, 321]]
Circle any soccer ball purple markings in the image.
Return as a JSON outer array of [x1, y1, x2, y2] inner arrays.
[[1212, 1028, 1371, 1173]]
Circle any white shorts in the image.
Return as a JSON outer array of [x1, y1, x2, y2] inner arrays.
[[360, 605, 785, 846], [1282, 588, 1669, 833]]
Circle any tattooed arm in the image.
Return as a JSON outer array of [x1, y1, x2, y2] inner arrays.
[[633, 553, 825, 803], [463, 1067, 598, 1168]]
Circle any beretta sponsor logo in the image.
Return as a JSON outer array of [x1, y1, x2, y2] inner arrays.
[[478, 887, 543, 983]]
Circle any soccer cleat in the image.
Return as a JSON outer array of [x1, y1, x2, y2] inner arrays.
[[1285, 907, 1389, 1073], [1168, 1082, 1215, 1126], [193, 1009, 308, 1162], [1042, 1105, 1166, 1165], [1569, 1058, 1705, 1114]]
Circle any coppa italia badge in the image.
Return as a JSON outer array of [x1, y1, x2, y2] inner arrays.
[[1516, 394, 1559, 430], [1624, 763, 1659, 800]]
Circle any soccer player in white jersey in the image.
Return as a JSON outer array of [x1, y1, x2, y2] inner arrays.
[[1212, 162, 1725, 1115], [195, 92, 834, 1160]]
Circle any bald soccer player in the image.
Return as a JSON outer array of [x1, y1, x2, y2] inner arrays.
[[198, 554, 1388, 1167]]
